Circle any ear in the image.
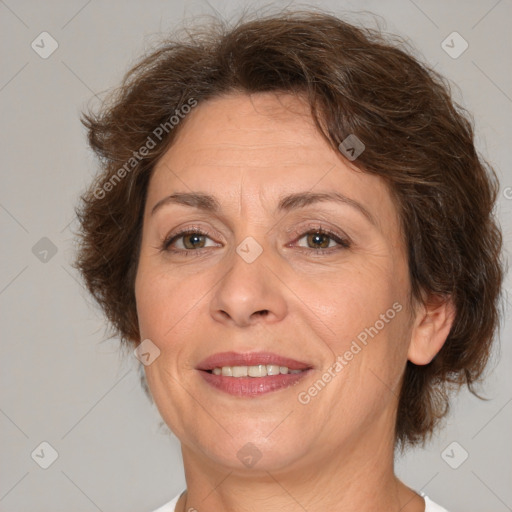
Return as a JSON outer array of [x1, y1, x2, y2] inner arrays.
[[407, 295, 456, 365]]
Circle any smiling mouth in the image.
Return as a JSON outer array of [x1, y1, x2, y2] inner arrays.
[[197, 352, 313, 396], [206, 364, 306, 377]]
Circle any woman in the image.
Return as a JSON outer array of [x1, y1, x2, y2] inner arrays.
[[75, 10, 504, 512]]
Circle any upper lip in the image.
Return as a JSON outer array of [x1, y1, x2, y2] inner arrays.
[[197, 351, 312, 371]]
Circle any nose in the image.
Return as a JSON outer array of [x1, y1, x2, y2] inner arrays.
[[209, 243, 288, 328]]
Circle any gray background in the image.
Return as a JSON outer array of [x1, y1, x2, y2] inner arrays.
[[0, 0, 511, 511]]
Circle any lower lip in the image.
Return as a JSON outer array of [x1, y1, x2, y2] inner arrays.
[[199, 369, 312, 397]]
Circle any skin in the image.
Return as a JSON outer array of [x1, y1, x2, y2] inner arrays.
[[134, 92, 455, 512]]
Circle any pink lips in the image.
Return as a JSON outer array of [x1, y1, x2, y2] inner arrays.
[[196, 351, 313, 397], [197, 351, 311, 371]]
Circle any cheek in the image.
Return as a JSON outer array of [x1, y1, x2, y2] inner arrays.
[[296, 257, 401, 335], [295, 256, 410, 397], [135, 259, 222, 357], [135, 264, 194, 341]]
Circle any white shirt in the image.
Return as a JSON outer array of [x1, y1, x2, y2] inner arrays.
[[150, 491, 450, 511]]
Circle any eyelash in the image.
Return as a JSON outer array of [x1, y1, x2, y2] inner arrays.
[[160, 224, 351, 257]]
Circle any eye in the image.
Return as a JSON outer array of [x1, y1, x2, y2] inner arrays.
[[291, 226, 351, 254], [161, 228, 219, 254], [160, 224, 351, 256]]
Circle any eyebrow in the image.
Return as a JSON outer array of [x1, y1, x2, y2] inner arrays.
[[150, 191, 376, 225]]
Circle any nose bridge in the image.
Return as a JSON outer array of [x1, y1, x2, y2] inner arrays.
[[209, 233, 287, 326]]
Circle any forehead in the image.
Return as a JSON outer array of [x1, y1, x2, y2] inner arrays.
[[146, 92, 397, 229], [159, 92, 333, 169]]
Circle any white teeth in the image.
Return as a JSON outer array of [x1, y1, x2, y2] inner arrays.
[[267, 364, 280, 376], [248, 364, 266, 377], [210, 365, 306, 377], [221, 367, 232, 377], [232, 366, 248, 377]]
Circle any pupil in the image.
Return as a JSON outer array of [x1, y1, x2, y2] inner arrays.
[[309, 233, 329, 248], [185, 234, 204, 249]]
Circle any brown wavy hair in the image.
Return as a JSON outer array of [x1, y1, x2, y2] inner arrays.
[[75, 9, 504, 448]]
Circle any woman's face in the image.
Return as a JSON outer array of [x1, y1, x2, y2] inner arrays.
[[135, 92, 416, 472]]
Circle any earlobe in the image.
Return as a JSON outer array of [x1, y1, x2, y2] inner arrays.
[[407, 295, 456, 365]]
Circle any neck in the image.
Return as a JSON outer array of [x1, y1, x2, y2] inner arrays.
[[176, 417, 424, 512]]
